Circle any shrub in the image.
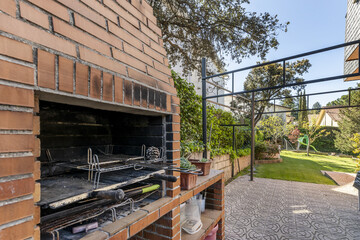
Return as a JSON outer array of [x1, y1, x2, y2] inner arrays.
[[174, 70, 249, 156], [210, 147, 251, 162], [255, 141, 279, 160], [180, 141, 204, 158], [237, 148, 251, 157], [312, 127, 340, 153]]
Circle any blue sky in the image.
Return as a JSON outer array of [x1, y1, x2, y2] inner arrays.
[[224, 0, 359, 106]]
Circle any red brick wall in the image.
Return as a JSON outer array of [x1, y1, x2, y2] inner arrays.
[[0, 0, 181, 239]]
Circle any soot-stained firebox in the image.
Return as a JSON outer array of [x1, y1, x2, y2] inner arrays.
[[37, 101, 177, 239]]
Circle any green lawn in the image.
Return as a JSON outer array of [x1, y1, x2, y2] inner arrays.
[[254, 151, 357, 185]]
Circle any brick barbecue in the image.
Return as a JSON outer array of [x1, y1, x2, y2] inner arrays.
[[0, 1, 225, 240]]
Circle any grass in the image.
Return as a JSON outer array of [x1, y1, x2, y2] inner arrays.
[[254, 151, 357, 185]]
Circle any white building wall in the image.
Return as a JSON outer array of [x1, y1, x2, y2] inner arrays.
[[320, 113, 338, 127], [172, 62, 225, 109]]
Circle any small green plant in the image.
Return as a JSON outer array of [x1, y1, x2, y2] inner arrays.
[[200, 158, 210, 163], [180, 157, 196, 170]]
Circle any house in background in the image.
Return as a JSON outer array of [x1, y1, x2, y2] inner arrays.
[[344, 0, 360, 81], [315, 108, 341, 127], [264, 104, 292, 124], [172, 61, 227, 109]]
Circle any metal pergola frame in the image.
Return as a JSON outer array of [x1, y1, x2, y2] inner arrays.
[[202, 39, 360, 181]]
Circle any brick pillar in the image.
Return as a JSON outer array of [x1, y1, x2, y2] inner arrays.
[[165, 114, 181, 198], [206, 175, 225, 240], [143, 205, 181, 240], [0, 84, 37, 239], [33, 95, 41, 240]]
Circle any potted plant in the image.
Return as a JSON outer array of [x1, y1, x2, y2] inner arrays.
[[180, 157, 198, 190], [189, 158, 211, 176]]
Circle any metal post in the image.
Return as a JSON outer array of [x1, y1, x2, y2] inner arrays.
[[232, 73, 234, 93], [283, 60, 286, 85], [232, 125, 235, 178], [358, 190, 360, 211], [202, 58, 207, 159], [358, 43, 360, 73], [232, 73, 234, 107], [250, 92, 255, 181], [232, 126, 235, 151]]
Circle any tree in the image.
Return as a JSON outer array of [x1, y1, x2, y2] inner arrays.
[[298, 90, 308, 126], [301, 117, 329, 156], [312, 102, 321, 114], [351, 133, 360, 171], [330, 85, 360, 153], [231, 60, 311, 125], [257, 116, 286, 144], [149, 0, 289, 75], [288, 127, 300, 144], [335, 111, 360, 153], [281, 94, 299, 119]]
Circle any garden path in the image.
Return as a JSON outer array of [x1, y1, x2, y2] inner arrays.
[[225, 177, 360, 239]]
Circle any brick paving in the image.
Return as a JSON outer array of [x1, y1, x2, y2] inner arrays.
[[225, 177, 360, 240], [321, 171, 356, 186]]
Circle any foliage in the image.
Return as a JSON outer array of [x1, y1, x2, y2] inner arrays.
[[210, 147, 251, 162], [288, 127, 300, 144], [231, 60, 311, 125], [180, 157, 196, 170], [257, 116, 286, 144], [311, 127, 340, 153], [300, 117, 329, 156], [174, 70, 250, 156], [281, 95, 299, 119], [180, 141, 204, 158], [255, 141, 279, 160], [200, 158, 210, 163], [351, 133, 360, 171], [298, 90, 308, 126], [312, 102, 321, 114], [210, 147, 233, 158], [255, 151, 357, 185], [332, 87, 360, 154], [149, 0, 288, 75], [206, 106, 237, 148], [173, 70, 202, 142], [237, 148, 251, 157]]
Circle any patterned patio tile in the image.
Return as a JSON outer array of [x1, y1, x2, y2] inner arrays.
[[225, 177, 360, 240]]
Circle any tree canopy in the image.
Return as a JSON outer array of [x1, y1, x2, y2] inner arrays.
[[231, 60, 311, 125], [312, 102, 321, 114], [257, 115, 286, 144], [148, 0, 288, 75], [325, 85, 360, 154], [301, 117, 329, 156]]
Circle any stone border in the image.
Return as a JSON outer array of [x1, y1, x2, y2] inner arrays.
[[255, 158, 283, 164]]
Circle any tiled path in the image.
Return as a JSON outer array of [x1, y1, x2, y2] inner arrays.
[[225, 177, 360, 240]]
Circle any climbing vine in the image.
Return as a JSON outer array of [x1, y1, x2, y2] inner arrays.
[[173, 70, 250, 157]]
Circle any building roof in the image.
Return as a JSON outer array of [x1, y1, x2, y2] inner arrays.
[[316, 108, 341, 125], [325, 108, 341, 122]]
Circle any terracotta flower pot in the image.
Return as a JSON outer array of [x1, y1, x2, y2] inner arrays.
[[180, 172, 198, 190], [189, 159, 211, 176]]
